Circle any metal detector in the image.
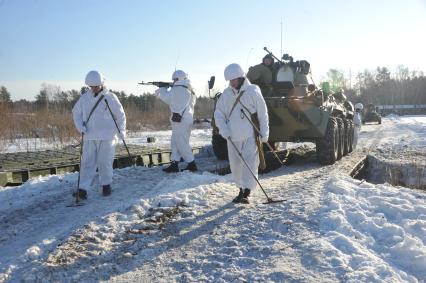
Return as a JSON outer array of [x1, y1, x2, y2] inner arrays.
[[228, 139, 285, 204], [67, 133, 85, 207]]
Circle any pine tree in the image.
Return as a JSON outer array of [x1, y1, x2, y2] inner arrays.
[[0, 86, 12, 103]]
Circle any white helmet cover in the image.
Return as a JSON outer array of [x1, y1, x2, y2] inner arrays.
[[85, 70, 105, 86], [354, 103, 364, 110], [224, 63, 245, 81], [172, 70, 188, 81]]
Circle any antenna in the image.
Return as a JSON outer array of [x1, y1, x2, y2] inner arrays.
[[280, 18, 283, 56], [174, 49, 180, 71], [246, 48, 254, 69]]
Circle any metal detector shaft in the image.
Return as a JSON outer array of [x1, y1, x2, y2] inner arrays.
[[104, 99, 133, 164], [239, 110, 285, 166], [228, 138, 274, 202]]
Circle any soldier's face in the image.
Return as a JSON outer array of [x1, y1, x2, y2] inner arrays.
[[90, 85, 103, 95], [230, 78, 240, 89], [264, 58, 273, 66]]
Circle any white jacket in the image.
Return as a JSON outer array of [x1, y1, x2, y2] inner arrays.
[[214, 78, 269, 142], [72, 88, 126, 140], [353, 112, 362, 127], [156, 79, 196, 122]]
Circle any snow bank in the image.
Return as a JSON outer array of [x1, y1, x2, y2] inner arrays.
[[319, 175, 426, 281]]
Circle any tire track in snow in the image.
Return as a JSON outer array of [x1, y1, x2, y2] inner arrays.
[[0, 166, 184, 281], [2, 123, 389, 282], [105, 147, 375, 282]]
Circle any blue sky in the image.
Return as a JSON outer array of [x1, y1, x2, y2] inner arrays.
[[1, 0, 425, 100]]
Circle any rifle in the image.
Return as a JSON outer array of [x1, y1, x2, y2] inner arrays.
[[138, 81, 173, 88]]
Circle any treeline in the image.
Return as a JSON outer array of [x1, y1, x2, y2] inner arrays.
[[1, 64, 424, 149], [0, 84, 215, 150], [323, 65, 426, 105]]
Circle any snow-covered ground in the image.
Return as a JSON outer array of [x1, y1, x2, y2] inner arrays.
[[0, 128, 213, 153], [1, 116, 425, 282]]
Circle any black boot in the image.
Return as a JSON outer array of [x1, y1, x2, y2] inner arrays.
[[102, 185, 111, 196], [72, 188, 87, 200], [240, 189, 251, 204], [183, 161, 198, 172], [163, 161, 179, 173], [232, 188, 244, 203]]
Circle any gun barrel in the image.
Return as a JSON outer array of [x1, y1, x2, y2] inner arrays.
[[263, 47, 282, 63], [138, 81, 173, 88]]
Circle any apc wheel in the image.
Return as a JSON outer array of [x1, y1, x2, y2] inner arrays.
[[342, 119, 350, 156], [348, 120, 354, 153], [316, 117, 339, 165], [336, 118, 344, 160], [212, 133, 228, 160]]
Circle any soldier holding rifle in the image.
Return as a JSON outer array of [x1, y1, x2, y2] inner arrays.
[[153, 70, 198, 173]]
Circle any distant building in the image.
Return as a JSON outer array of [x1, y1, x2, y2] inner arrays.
[[377, 104, 426, 115]]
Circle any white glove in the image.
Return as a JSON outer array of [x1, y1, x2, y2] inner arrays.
[[117, 131, 125, 140]]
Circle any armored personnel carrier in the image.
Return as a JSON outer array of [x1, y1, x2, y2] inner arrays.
[[362, 103, 382, 124], [211, 47, 355, 165]]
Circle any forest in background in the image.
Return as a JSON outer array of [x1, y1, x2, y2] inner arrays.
[[0, 65, 425, 150], [0, 85, 214, 150]]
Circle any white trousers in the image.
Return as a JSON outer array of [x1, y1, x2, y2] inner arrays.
[[80, 140, 116, 190], [353, 125, 361, 149], [227, 136, 259, 190], [171, 119, 194, 162]]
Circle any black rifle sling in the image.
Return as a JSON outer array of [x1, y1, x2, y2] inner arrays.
[[238, 96, 266, 169], [85, 94, 105, 125], [228, 90, 245, 119], [237, 95, 263, 138], [239, 100, 260, 134]]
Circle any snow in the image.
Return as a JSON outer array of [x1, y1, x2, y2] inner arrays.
[[1, 115, 426, 282], [1, 128, 213, 153], [319, 176, 426, 282]]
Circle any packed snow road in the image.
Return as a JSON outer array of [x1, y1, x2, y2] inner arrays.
[[1, 116, 425, 282]]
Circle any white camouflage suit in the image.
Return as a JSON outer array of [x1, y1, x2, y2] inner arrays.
[[155, 78, 196, 163], [353, 111, 362, 148], [214, 78, 269, 190], [72, 88, 126, 190]]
